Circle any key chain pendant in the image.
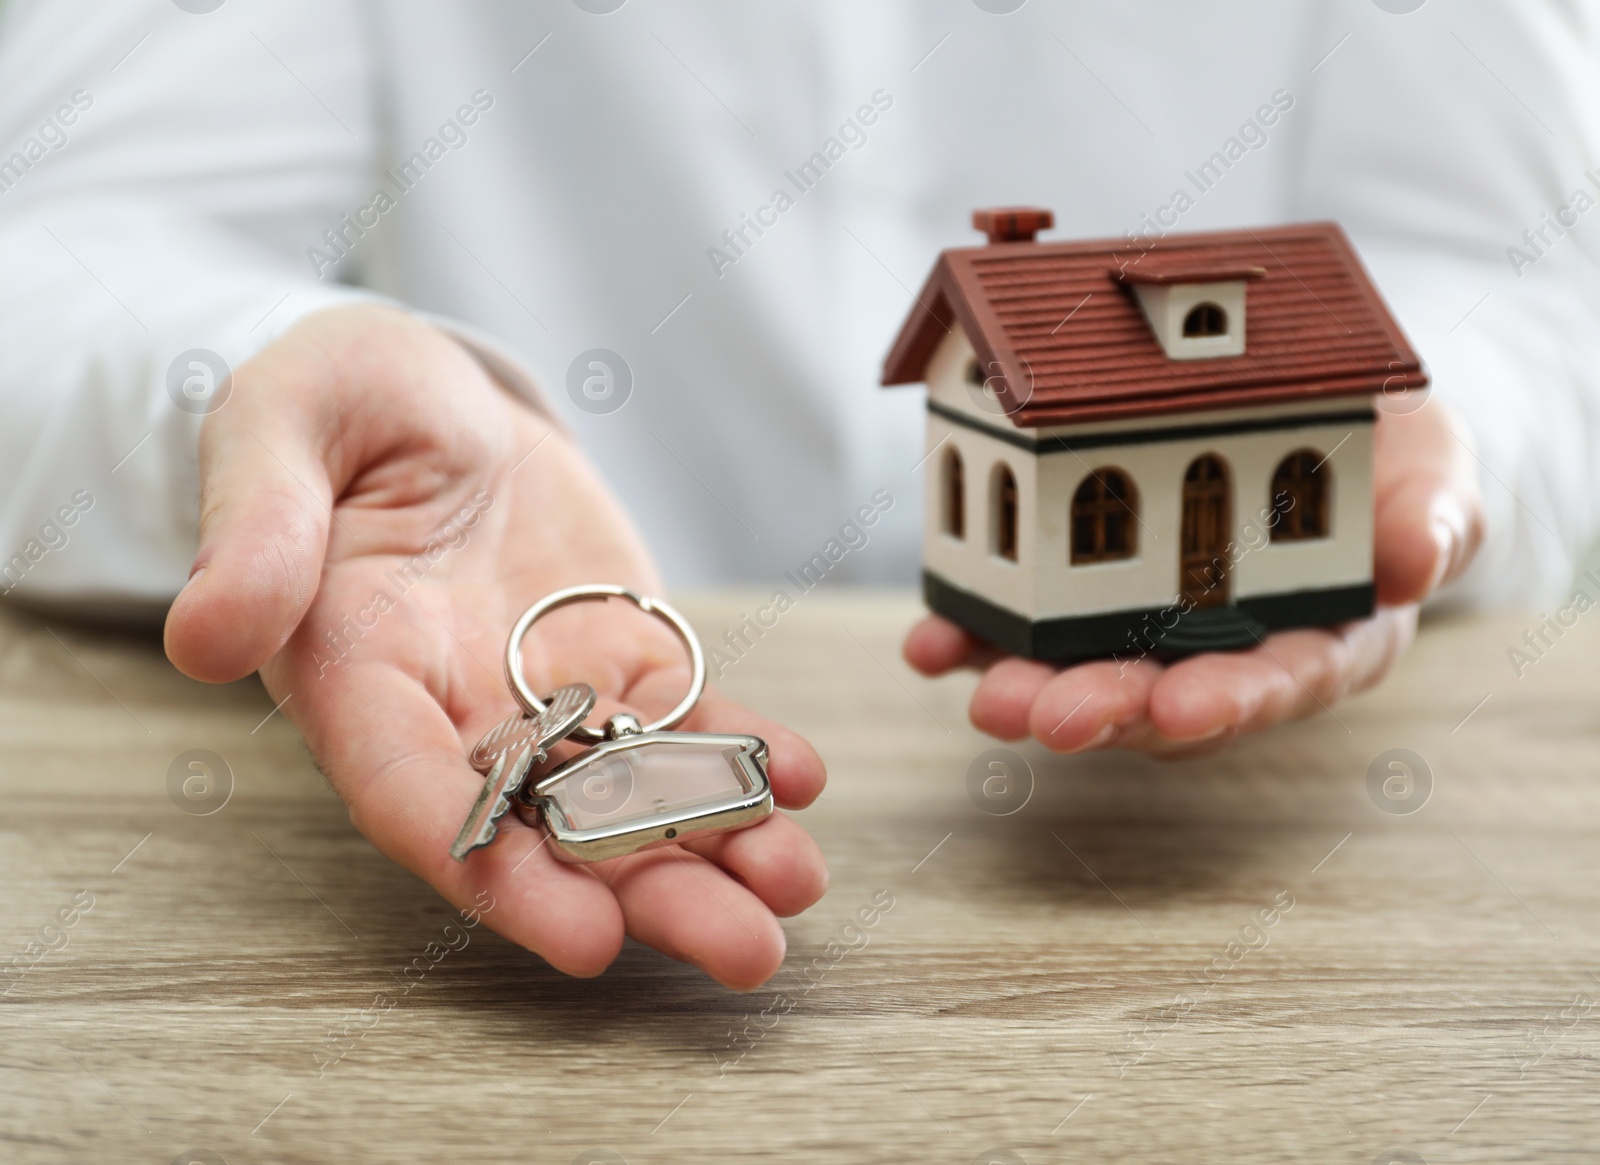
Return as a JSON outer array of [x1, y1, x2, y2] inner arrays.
[[453, 584, 774, 864], [516, 712, 772, 863]]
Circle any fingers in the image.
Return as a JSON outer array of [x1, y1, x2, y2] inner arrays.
[[968, 657, 1057, 740], [698, 698, 828, 811], [1148, 629, 1352, 742], [286, 645, 821, 985], [448, 598, 827, 981], [956, 610, 1416, 757], [309, 663, 627, 978], [453, 655, 824, 985], [164, 332, 338, 683], [1146, 610, 1415, 743], [684, 812, 828, 917], [164, 439, 331, 682], [597, 847, 788, 990], [584, 666, 827, 979], [1373, 401, 1485, 606], [903, 614, 1003, 675], [1025, 658, 1166, 751], [442, 813, 626, 979], [1333, 603, 1419, 697]]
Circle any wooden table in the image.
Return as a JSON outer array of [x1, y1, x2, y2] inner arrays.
[[2, 592, 1597, 1164]]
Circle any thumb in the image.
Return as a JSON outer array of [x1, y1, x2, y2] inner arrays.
[[165, 352, 334, 683], [1373, 400, 1484, 607]]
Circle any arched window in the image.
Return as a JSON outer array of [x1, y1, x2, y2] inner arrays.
[[1270, 449, 1330, 541], [1183, 302, 1228, 337], [991, 463, 1018, 562], [1070, 469, 1138, 564], [942, 446, 965, 539]]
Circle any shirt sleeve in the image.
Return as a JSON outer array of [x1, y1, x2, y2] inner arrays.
[[0, 0, 381, 607], [1294, 1, 1600, 608]]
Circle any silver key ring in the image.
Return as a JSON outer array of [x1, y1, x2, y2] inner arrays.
[[504, 584, 707, 744]]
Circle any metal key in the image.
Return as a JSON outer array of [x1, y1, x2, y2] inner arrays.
[[450, 682, 596, 861]]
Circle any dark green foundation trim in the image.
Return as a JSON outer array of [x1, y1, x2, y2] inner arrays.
[[922, 571, 1376, 663]]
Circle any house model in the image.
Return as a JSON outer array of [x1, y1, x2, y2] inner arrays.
[[881, 209, 1426, 660]]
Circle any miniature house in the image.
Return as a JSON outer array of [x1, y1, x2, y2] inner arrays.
[[881, 210, 1426, 660]]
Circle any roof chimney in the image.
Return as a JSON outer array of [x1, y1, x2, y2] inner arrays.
[[973, 207, 1054, 244]]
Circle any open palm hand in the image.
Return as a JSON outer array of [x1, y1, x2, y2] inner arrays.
[[164, 306, 827, 988], [904, 401, 1483, 757]]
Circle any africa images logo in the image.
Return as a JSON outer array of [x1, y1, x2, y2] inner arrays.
[[566, 349, 633, 415]]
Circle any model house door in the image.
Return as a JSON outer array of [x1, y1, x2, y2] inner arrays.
[[1179, 454, 1230, 608]]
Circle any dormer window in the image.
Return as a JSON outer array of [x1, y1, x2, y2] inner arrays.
[[1183, 303, 1228, 337], [1114, 262, 1265, 361]]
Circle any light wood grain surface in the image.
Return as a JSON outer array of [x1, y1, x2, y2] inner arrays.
[[2, 591, 1598, 1164]]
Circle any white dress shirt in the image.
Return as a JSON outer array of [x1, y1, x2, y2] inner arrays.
[[0, 0, 1596, 610]]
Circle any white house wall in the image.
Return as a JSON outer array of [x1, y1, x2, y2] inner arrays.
[[1032, 422, 1372, 619], [922, 414, 1037, 617], [919, 322, 1375, 622]]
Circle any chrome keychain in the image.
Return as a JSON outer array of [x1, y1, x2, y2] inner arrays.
[[452, 585, 773, 864]]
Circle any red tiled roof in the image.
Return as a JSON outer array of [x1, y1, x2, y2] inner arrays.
[[881, 222, 1426, 427]]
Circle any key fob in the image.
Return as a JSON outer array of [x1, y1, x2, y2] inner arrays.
[[517, 732, 772, 863]]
